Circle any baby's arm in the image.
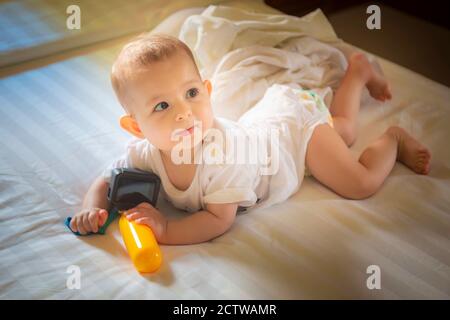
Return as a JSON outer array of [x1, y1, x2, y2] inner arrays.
[[82, 176, 109, 210], [163, 203, 238, 245], [70, 176, 110, 234], [125, 202, 238, 245]]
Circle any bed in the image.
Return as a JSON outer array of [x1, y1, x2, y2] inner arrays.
[[0, 0, 449, 299]]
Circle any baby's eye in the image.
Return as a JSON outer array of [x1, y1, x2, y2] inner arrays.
[[154, 101, 169, 112], [187, 88, 199, 98]]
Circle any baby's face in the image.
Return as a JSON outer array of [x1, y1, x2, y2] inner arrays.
[[125, 51, 214, 154]]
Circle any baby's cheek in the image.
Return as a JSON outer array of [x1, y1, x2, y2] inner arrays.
[[150, 131, 172, 149], [139, 126, 162, 146], [197, 105, 214, 129]]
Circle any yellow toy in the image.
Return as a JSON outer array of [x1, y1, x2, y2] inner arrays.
[[119, 214, 162, 273]]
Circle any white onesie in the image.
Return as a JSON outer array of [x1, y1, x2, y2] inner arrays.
[[103, 83, 333, 213]]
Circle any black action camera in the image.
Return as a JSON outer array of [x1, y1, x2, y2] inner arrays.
[[107, 168, 161, 211]]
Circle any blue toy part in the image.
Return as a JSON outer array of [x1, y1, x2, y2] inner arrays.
[[65, 208, 120, 236]]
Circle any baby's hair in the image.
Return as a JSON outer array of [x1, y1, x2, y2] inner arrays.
[[111, 33, 199, 115]]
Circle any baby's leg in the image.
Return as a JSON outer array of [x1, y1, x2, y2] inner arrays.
[[305, 124, 431, 199], [331, 53, 392, 147]]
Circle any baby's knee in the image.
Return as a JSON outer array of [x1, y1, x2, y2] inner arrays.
[[345, 173, 378, 200], [333, 117, 356, 147], [341, 124, 357, 147]]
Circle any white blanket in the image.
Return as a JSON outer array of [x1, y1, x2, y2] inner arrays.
[[179, 6, 375, 121]]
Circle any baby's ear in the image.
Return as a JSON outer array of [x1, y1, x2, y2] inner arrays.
[[204, 79, 212, 96], [119, 115, 145, 139]]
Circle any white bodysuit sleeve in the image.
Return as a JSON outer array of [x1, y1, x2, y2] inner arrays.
[[102, 138, 152, 183], [202, 163, 258, 208]]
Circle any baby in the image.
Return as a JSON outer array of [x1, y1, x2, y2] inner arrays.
[[69, 34, 431, 244]]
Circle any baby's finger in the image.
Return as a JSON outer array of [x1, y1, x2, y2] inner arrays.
[[123, 207, 139, 215], [77, 217, 87, 235], [124, 207, 144, 215], [82, 213, 91, 234], [126, 211, 147, 221], [70, 216, 78, 232], [98, 209, 108, 227], [137, 202, 153, 209], [134, 217, 154, 227], [126, 204, 154, 215], [88, 211, 99, 233]]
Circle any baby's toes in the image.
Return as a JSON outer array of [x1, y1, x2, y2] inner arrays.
[[419, 148, 431, 161], [422, 163, 430, 175], [420, 162, 430, 175], [384, 85, 392, 100], [415, 162, 426, 175], [422, 154, 431, 174], [378, 88, 389, 101], [374, 87, 390, 102], [416, 153, 431, 174], [376, 91, 386, 101]]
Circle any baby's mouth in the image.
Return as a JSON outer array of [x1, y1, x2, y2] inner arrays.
[[176, 124, 197, 137]]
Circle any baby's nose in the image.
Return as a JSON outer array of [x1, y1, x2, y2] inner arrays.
[[175, 108, 193, 121]]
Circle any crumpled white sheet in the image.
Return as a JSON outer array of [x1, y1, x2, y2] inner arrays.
[[178, 6, 373, 121]]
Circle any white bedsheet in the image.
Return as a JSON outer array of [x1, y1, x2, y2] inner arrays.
[[0, 3, 449, 299]]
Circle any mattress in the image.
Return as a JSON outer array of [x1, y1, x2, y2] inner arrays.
[[0, 2, 449, 299]]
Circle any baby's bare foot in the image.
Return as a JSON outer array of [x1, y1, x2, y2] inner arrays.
[[349, 52, 392, 102], [389, 126, 431, 175]]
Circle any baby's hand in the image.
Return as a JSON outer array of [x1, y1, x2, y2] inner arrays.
[[70, 208, 108, 235], [124, 202, 167, 242]]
